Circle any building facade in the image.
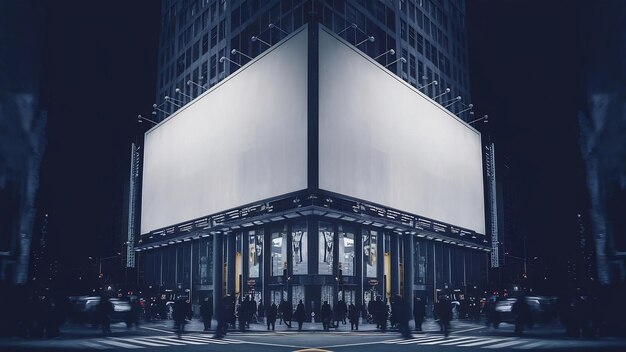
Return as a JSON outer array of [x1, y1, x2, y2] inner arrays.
[[136, 23, 488, 319], [153, 0, 472, 123]]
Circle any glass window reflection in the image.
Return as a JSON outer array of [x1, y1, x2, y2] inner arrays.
[[292, 222, 308, 275], [339, 225, 355, 276], [271, 226, 287, 276], [363, 229, 377, 277], [319, 222, 334, 275]]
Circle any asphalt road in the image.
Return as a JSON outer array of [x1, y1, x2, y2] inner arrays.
[[2, 320, 625, 352]]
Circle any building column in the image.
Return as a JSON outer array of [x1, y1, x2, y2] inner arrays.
[[226, 233, 236, 298], [213, 233, 224, 314], [403, 234, 414, 310], [390, 233, 400, 298]]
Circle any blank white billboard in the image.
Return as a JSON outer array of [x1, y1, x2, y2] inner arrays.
[[141, 28, 309, 234], [318, 28, 486, 235]]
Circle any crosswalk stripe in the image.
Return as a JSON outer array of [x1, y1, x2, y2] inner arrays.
[[111, 338, 169, 347], [439, 337, 486, 345], [152, 336, 206, 345], [397, 336, 446, 344], [97, 339, 144, 349], [484, 340, 529, 349], [420, 336, 479, 345], [176, 335, 228, 344], [133, 337, 183, 346], [383, 338, 408, 343], [516, 341, 550, 349], [189, 335, 243, 343], [81, 341, 109, 349], [148, 337, 187, 345], [458, 338, 512, 347]]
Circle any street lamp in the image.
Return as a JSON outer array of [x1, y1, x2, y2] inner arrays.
[[468, 114, 488, 125], [356, 36, 375, 48], [251, 35, 271, 48], [137, 114, 157, 125]]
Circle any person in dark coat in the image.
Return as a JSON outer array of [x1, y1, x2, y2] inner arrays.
[[96, 296, 114, 335], [435, 296, 452, 337], [394, 295, 412, 338], [237, 297, 250, 331], [172, 298, 191, 337], [281, 299, 292, 328], [375, 297, 388, 331], [214, 295, 231, 339], [200, 296, 213, 331], [257, 300, 265, 319], [338, 299, 348, 324], [126, 297, 141, 329], [321, 301, 332, 331], [266, 302, 278, 331], [368, 299, 377, 327], [294, 300, 306, 331], [413, 296, 426, 331], [512, 295, 532, 336], [348, 303, 359, 330]]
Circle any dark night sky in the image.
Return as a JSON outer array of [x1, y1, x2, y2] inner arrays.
[[36, 1, 588, 287], [37, 0, 160, 269], [466, 0, 587, 279]]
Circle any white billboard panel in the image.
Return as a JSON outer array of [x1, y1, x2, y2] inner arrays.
[[141, 28, 309, 234], [318, 28, 486, 235]]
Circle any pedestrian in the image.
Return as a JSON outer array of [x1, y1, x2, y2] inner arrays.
[[96, 295, 113, 335], [349, 303, 359, 330], [172, 298, 191, 338], [368, 299, 377, 327], [249, 296, 258, 325], [266, 302, 278, 331], [200, 296, 213, 331], [257, 300, 265, 319], [214, 295, 231, 339], [394, 295, 412, 339], [484, 297, 500, 328], [238, 297, 248, 331], [282, 299, 293, 328], [332, 304, 342, 329], [413, 296, 425, 331], [126, 297, 141, 329], [512, 295, 531, 336], [294, 300, 306, 331], [435, 296, 452, 337], [375, 297, 388, 331], [321, 301, 332, 331], [338, 299, 347, 324]]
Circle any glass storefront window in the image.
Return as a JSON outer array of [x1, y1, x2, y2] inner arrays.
[[248, 230, 263, 278], [270, 289, 286, 305], [319, 222, 334, 275], [414, 240, 427, 284], [338, 225, 355, 276], [321, 285, 334, 305], [292, 222, 308, 275], [292, 285, 304, 311], [198, 237, 213, 285], [271, 226, 287, 276], [363, 229, 377, 277]]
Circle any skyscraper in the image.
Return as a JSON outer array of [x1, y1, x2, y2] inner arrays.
[[154, 0, 472, 122]]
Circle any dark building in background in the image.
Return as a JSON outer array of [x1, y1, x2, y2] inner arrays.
[[0, 0, 47, 285], [485, 143, 525, 292], [152, 0, 473, 122], [578, 1, 626, 286]]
